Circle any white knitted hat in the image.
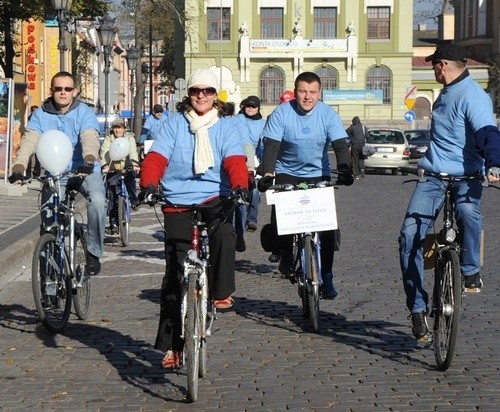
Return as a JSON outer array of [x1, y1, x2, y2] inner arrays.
[[187, 68, 218, 92]]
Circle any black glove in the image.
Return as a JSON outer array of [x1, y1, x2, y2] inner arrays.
[[8, 172, 24, 184], [138, 184, 157, 206], [77, 162, 94, 175], [233, 186, 250, 203], [336, 171, 354, 186], [257, 175, 274, 192], [66, 176, 84, 192]]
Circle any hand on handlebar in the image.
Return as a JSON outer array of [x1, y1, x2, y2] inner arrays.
[[335, 171, 354, 186], [232, 186, 250, 203], [138, 184, 158, 206], [487, 167, 500, 183], [257, 175, 274, 192]]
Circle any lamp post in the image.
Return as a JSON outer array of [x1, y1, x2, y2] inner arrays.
[[51, 0, 73, 71], [97, 13, 116, 137], [126, 46, 140, 133]]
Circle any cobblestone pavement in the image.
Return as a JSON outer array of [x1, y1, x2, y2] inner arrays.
[[0, 173, 499, 411]]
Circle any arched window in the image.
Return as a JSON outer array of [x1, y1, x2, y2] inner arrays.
[[314, 66, 339, 93], [259, 67, 285, 105], [366, 66, 391, 104]]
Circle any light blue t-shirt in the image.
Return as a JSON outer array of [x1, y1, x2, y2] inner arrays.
[[27, 100, 100, 171], [419, 74, 496, 175], [148, 111, 245, 204], [235, 113, 266, 149], [263, 100, 347, 177], [143, 112, 169, 140]]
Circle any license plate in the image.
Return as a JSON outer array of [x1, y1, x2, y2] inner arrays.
[[376, 147, 393, 153], [417, 147, 427, 153]]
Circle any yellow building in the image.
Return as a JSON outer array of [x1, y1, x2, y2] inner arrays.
[[183, 0, 414, 124]]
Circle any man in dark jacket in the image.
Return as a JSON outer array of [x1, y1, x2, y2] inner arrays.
[[346, 116, 367, 179]]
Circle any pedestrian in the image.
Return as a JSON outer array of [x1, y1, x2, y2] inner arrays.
[[100, 118, 141, 233], [138, 68, 249, 369], [346, 116, 367, 179], [142, 104, 169, 141], [257, 71, 353, 299], [26, 105, 41, 178], [8, 71, 106, 275], [233, 95, 266, 251], [399, 43, 500, 340]]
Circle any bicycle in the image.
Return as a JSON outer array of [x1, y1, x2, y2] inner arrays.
[[143, 189, 244, 402], [266, 180, 338, 333], [401, 167, 487, 371], [105, 168, 134, 246], [31, 172, 92, 333]]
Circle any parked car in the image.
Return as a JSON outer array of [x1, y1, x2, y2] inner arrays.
[[364, 128, 410, 175], [404, 129, 431, 159]]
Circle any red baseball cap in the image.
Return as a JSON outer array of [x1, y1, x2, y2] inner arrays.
[[280, 90, 295, 103]]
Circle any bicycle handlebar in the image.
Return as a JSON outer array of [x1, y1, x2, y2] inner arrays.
[[398, 167, 488, 185], [268, 180, 334, 192]]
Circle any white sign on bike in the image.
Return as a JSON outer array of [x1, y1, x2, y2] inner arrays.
[[273, 187, 337, 235]]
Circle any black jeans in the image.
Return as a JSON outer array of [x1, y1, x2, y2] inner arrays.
[[154, 200, 236, 352], [350, 144, 365, 176]]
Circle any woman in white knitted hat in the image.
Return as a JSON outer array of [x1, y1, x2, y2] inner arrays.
[[139, 68, 249, 369]]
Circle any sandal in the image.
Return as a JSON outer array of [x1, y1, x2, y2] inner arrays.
[[161, 350, 182, 369], [213, 296, 234, 310]]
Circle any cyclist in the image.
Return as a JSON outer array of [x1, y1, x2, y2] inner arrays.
[[398, 44, 500, 340], [100, 118, 141, 233], [141, 104, 169, 142], [138, 68, 248, 369], [257, 71, 353, 299], [8, 71, 106, 275]]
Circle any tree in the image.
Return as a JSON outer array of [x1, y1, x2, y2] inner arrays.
[[0, 0, 108, 78], [414, 0, 445, 29]]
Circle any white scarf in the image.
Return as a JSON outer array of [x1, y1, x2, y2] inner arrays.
[[186, 108, 219, 174]]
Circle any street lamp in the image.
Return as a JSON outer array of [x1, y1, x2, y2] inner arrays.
[[51, 0, 73, 71], [126, 46, 140, 133], [97, 13, 116, 137]]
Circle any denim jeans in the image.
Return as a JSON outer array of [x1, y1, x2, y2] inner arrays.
[[41, 171, 107, 258], [247, 187, 260, 225], [398, 176, 483, 313]]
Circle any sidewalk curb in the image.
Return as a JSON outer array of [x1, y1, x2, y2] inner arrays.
[[0, 228, 39, 276]]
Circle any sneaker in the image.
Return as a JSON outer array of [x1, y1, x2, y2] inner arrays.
[[131, 200, 140, 211], [360, 169, 365, 178], [246, 222, 257, 232], [161, 350, 182, 369], [268, 253, 280, 263], [410, 311, 429, 340], [320, 271, 338, 300], [236, 235, 246, 252], [463, 272, 483, 293], [213, 296, 234, 310], [86, 252, 101, 276], [105, 225, 118, 235]]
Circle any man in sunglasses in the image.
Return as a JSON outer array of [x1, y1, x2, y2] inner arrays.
[[143, 104, 169, 141], [399, 43, 500, 341], [9, 71, 106, 275]]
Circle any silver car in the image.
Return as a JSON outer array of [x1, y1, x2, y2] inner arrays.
[[364, 128, 410, 175]]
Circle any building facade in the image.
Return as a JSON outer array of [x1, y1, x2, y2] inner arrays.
[[183, 0, 414, 123]]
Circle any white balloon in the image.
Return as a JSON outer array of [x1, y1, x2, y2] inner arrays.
[[36, 130, 73, 175], [109, 138, 130, 161]]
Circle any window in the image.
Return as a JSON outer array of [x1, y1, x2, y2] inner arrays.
[[260, 8, 283, 38], [314, 7, 337, 38], [367, 7, 390, 39], [259, 67, 285, 105], [314, 66, 338, 92], [366, 66, 391, 104], [207, 7, 230, 41]]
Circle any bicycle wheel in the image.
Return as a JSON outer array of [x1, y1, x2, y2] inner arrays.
[[32, 233, 72, 333], [185, 271, 201, 402], [304, 234, 320, 332], [433, 248, 462, 371], [118, 195, 130, 247], [297, 238, 309, 319], [198, 274, 208, 378], [73, 225, 92, 320]]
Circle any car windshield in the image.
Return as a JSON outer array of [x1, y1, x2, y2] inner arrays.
[[367, 130, 405, 144], [405, 131, 430, 141]]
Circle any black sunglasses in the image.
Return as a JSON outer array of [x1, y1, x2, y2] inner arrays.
[[52, 86, 75, 92], [245, 104, 258, 109], [188, 87, 217, 97]]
